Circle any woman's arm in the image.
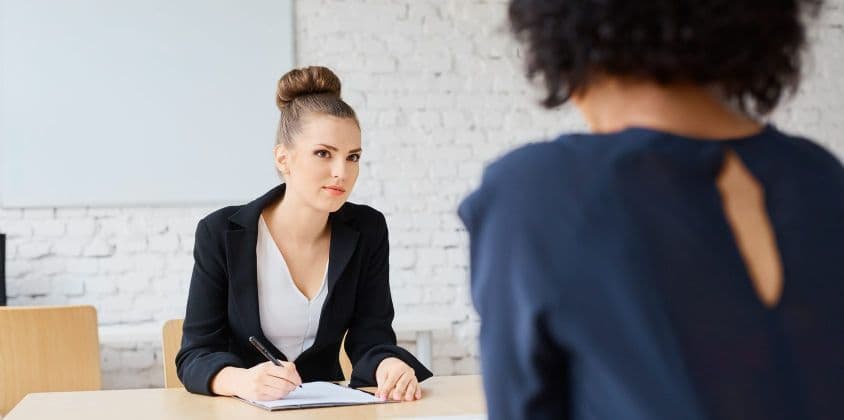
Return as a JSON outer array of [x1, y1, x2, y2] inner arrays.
[[344, 212, 433, 390], [459, 157, 572, 419], [176, 218, 246, 395], [176, 218, 305, 400]]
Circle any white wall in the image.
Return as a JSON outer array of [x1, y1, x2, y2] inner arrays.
[[1, 0, 843, 389], [1, 0, 292, 207]]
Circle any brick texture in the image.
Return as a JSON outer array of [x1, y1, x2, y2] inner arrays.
[[1, 0, 842, 388]]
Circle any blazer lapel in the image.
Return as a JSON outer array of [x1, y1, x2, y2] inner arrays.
[[226, 183, 289, 360], [225, 228, 283, 357], [305, 208, 360, 352], [326, 213, 360, 298]]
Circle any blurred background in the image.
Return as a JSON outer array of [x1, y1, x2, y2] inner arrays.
[[1, 0, 842, 389]]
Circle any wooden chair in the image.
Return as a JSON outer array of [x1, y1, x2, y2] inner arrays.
[[161, 319, 184, 388], [161, 319, 354, 388], [339, 334, 353, 381], [0, 305, 101, 415]]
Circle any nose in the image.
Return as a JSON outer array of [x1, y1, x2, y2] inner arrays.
[[331, 158, 346, 181]]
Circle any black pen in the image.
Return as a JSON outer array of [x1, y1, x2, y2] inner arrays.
[[248, 335, 303, 388]]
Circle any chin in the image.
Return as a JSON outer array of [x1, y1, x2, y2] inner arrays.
[[313, 196, 346, 213]]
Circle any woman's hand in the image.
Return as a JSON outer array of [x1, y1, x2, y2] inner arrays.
[[211, 361, 302, 401], [375, 357, 422, 401]]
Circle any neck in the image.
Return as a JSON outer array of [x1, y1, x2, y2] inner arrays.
[[575, 79, 762, 140], [264, 186, 330, 244]]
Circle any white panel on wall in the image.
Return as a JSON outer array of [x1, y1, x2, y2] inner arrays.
[[0, 0, 293, 207]]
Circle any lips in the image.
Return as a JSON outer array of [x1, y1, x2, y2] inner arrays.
[[322, 185, 346, 196]]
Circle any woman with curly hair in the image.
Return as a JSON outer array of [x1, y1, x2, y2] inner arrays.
[[459, 1, 843, 419]]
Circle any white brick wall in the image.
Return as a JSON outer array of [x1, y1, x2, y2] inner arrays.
[[1, 0, 843, 389]]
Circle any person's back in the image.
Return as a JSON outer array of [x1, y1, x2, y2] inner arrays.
[[461, 125, 844, 419], [459, 0, 844, 419]]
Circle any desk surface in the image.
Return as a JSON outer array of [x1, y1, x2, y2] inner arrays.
[[6, 375, 485, 420]]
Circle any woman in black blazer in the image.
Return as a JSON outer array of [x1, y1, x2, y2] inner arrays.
[[176, 66, 432, 402]]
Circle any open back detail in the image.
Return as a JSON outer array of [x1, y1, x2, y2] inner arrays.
[[716, 150, 784, 308]]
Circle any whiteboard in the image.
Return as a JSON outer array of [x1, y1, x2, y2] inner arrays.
[[1, 0, 293, 207]]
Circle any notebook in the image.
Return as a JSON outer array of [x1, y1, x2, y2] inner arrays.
[[237, 381, 392, 411]]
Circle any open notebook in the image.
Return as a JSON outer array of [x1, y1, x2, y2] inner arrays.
[[237, 381, 392, 411]]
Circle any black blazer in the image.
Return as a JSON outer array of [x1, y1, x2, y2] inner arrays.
[[176, 184, 433, 395]]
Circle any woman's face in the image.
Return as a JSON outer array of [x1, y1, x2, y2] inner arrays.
[[275, 114, 361, 213]]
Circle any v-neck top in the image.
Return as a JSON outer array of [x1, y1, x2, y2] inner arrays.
[[459, 124, 844, 420], [256, 215, 328, 362]]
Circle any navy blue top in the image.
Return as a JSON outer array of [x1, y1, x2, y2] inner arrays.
[[459, 125, 844, 420]]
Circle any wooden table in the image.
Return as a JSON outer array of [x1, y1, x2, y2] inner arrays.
[[5, 375, 485, 420]]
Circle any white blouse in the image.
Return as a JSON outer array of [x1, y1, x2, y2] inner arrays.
[[256, 215, 328, 362]]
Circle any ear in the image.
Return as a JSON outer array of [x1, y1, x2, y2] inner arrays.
[[274, 144, 291, 175]]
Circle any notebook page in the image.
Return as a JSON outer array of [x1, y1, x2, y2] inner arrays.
[[246, 381, 381, 409]]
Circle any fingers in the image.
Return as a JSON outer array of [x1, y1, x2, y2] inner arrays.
[[245, 373, 294, 401], [258, 371, 297, 397], [265, 362, 302, 387], [278, 361, 303, 385], [255, 383, 293, 401], [377, 368, 401, 400], [239, 362, 302, 402], [262, 374, 297, 392], [379, 369, 420, 401], [375, 361, 387, 383], [403, 378, 419, 401], [391, 371, 412, 401]]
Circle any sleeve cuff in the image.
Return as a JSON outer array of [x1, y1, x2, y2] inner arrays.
[[182, 352, 246, 396], [349, 344, 434, 388]]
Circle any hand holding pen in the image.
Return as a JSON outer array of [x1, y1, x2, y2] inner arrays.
[[208, 337, 303, 401], [236, 336, 303, 400]]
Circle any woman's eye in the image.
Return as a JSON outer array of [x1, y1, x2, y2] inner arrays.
[[315, 150, 330, 158], [348, 154, 360, 162]]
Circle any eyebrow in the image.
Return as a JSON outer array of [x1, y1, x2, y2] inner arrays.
[[317, 144, 362, 154]]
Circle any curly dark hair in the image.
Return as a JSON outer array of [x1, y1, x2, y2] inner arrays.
[[509, 0, 823, 115]]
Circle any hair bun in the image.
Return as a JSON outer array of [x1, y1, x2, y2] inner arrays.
[[276, 66, 342, 110]]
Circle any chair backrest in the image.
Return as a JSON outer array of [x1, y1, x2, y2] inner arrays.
[[0, 305, 101, 415], [161, 318, 353, 387], [161, 319, 184, 388], [339, 334, 352, 382]]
